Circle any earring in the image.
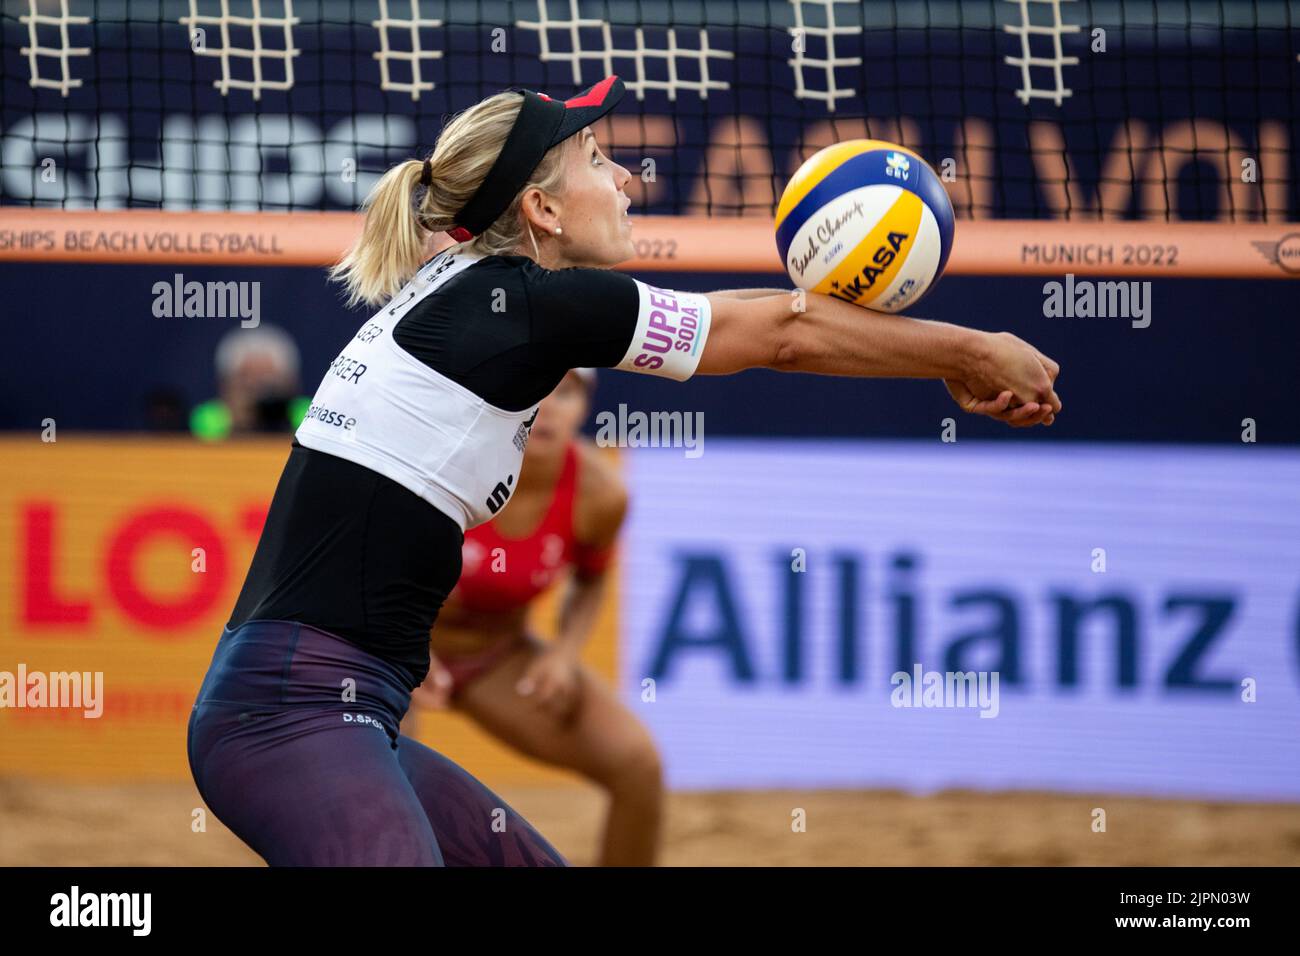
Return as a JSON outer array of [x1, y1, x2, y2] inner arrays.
[[554, 226, 562, 235]]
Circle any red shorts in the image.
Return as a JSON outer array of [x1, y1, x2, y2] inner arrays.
[[438, 633, 536, 696]]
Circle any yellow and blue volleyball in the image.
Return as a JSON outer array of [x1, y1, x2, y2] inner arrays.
[[775, 140, 955, 313]]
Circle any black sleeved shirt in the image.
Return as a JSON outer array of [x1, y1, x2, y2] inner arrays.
[[228, 249, 714, 687]]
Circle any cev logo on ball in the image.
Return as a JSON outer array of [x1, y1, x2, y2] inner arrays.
[[885, 152, 911, 181]]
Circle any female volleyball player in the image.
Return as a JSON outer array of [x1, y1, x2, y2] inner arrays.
[[401, 366, 663, 866], [187, 73, 1061, 867]]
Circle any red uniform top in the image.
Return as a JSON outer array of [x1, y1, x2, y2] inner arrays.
[[451, 441, 614, 612]]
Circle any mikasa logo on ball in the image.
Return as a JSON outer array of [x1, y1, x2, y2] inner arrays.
[[828, 230, 910, 305]]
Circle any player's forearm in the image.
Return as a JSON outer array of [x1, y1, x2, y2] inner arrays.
[[711, 287, 792, 300], [553, 574, 606, 652], [776, 291, 982, 381]]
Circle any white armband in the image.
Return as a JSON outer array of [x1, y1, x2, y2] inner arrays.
[[614, 279, 712, 381]]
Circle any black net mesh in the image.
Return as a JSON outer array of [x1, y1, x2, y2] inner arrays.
[[1, 0, 1295, 220]]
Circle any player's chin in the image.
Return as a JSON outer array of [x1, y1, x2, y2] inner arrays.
[[612, 222, 635, 258]]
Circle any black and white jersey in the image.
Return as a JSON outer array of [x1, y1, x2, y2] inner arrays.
[[228, 249, 713, 687], [296, 248, 708, 530]]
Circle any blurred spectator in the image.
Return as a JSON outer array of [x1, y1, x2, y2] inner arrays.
[[191, 325, 310, 440]]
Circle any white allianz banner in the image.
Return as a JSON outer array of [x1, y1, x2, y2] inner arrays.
[[618, 439, 1300, 800]]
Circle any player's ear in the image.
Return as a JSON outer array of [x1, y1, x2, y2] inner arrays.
[[517, 186, 540, 228], [519, 185, 560, 233]]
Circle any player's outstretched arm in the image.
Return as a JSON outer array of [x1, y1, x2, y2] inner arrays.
[[696, 289, 1060, 427]]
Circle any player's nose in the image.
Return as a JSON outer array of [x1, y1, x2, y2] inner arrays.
[[613, 159, 632, 189]]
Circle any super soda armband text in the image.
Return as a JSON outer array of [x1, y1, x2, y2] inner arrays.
[[614, 280, 712, 381]]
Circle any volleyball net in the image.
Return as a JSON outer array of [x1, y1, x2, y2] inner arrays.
[[1, 0, 1297, 275]]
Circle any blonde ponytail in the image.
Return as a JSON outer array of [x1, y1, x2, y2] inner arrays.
[[329, 90, 576, 310], [329, 159, 428, 309]]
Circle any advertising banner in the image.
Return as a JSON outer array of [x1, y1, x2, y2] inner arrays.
[[0, 437, 617, 784], [620, 440, 1300, 800]]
